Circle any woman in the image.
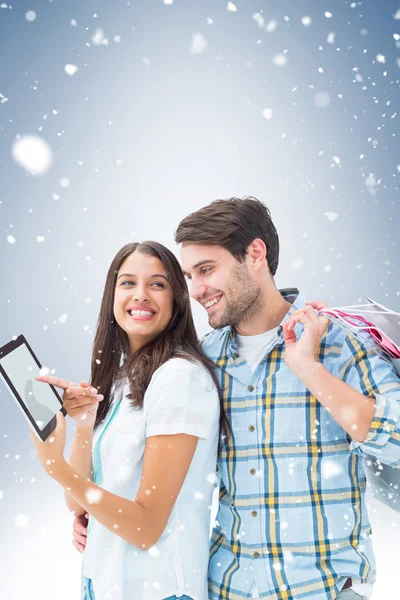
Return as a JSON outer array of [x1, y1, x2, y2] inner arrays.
[[31, 241, 227, 600]]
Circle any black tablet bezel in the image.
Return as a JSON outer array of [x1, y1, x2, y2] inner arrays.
[[0, 334, 66, 441]]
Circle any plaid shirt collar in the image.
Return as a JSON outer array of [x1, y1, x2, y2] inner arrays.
[[212, 286, 304, 358]]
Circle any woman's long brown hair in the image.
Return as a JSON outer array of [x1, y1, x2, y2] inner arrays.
[[91, 241, 229, 449]]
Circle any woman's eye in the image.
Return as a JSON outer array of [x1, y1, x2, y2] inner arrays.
[[121, 280, 135, 286], [151, 282, 165, 288]]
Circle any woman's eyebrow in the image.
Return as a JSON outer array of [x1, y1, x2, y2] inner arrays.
[[117, 273, 168, 281]]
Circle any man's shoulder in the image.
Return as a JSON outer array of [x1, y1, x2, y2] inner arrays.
[[200, 326, 230, 357], [323, 319, 376, 362]]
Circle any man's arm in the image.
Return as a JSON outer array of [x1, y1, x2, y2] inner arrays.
[[283, 302, 400, 465]]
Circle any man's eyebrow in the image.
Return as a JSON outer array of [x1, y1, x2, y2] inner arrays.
[[183, 259, 217, 276], [117, 273, 168, 281]]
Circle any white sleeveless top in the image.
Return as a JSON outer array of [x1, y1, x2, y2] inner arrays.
[[83, 358, 220, 600]]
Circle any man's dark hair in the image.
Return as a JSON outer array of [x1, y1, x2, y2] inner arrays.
[[175, 196, 280, 276]]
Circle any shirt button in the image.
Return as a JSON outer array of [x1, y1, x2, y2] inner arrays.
[[248, 425, 255, 432], [248, 385, 254, 392], [253, 552, 260, 559], [250, 468, 256, 475], [251, 511, 258, 517], [233, 352, 239, 359]]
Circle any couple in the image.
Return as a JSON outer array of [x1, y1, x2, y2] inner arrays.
[[32, 197, 400, 600]]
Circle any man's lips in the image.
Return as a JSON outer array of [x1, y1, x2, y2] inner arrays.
[[202, 294, 223, 311]]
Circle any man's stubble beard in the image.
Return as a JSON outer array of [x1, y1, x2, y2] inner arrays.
[[208, 263, 264, 330]]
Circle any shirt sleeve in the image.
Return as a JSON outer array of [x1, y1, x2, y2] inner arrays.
[[144, 357, 220, 440], [336, 332, 400, 467]]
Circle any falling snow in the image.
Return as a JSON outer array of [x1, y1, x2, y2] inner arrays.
[[12, 135, 53, 175], [190, 33, 207, 54]]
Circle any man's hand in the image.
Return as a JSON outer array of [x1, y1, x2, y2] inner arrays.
[[72, 513, 89, 553], [283, 301, 330, 378]]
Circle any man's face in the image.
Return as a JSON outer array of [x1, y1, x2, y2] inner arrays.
[[180, 243, 262, 329]]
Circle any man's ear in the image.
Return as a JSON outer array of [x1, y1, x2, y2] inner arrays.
[[246, 239, 267, 272]]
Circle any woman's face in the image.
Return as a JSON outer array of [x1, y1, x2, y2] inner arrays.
[[113, 251, 174, 353]]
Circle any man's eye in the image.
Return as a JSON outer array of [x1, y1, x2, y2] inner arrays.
[[201, 267, 212, 274], [185, 275, 192, 281]]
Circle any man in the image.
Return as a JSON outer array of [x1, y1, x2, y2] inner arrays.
[[73, 197, 400, 599], [174, 197, 400, 600]]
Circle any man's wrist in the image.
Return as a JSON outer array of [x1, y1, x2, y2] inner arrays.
[[292, 359, 325, 384]]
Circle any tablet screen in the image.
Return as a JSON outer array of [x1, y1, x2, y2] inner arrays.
[[0, 343, 61, 430]]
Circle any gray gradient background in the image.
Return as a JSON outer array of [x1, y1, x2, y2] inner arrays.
[[1, 0, 399, 598]]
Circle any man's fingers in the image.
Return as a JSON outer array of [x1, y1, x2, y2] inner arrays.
[[74, 521, 88, 536], [73, 529, 87, 545], [72, 539, 85, 553], [306, 300, 329, 311]]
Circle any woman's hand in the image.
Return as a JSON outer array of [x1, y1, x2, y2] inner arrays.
[[36, 375, 103, 428], [30, 412, 67, 477]]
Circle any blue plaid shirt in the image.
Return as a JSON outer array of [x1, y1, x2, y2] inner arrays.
[[202, 289, 400, 600]]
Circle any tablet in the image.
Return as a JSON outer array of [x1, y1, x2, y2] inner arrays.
[[0, 334, 66, 441]]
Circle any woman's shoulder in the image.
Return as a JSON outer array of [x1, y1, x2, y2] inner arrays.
[[154, 355, 210, 378], [149, 355, 217, 394]]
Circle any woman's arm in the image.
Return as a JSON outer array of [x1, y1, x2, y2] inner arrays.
[[64, 423, 94, 516], [35, 375, 103, 516], [40, 426, 198, 549]]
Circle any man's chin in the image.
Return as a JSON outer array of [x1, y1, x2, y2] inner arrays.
[[208, 312, 229, 330]]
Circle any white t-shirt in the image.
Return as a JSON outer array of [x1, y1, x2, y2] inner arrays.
[[236, 327, 279, 373], [83, 357, 220, 600]]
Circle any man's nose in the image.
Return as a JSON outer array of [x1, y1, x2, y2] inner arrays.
[[189, 278, 207, 302]]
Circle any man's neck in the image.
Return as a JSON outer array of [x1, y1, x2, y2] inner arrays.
[[235, 288, 292, 337]]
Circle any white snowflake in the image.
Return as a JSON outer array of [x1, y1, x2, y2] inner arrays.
[[12, 135, 53, 175], [322, 460, 342, 478], [301, 16, 312, 27], [273, 53, 288, 67], [262, 108, 273, 120], [60, 177, 70, 188], [25, 10, 36, 22], [265, 20, 278, 33], [253, 13, 264, 28], [85, 488, 103, 504], [64, 64, 79, 76], [324, 212, 339, 222], [91, 28, 108, 46], [190, 33, 207, 54], [15, 514, 29, 528]]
